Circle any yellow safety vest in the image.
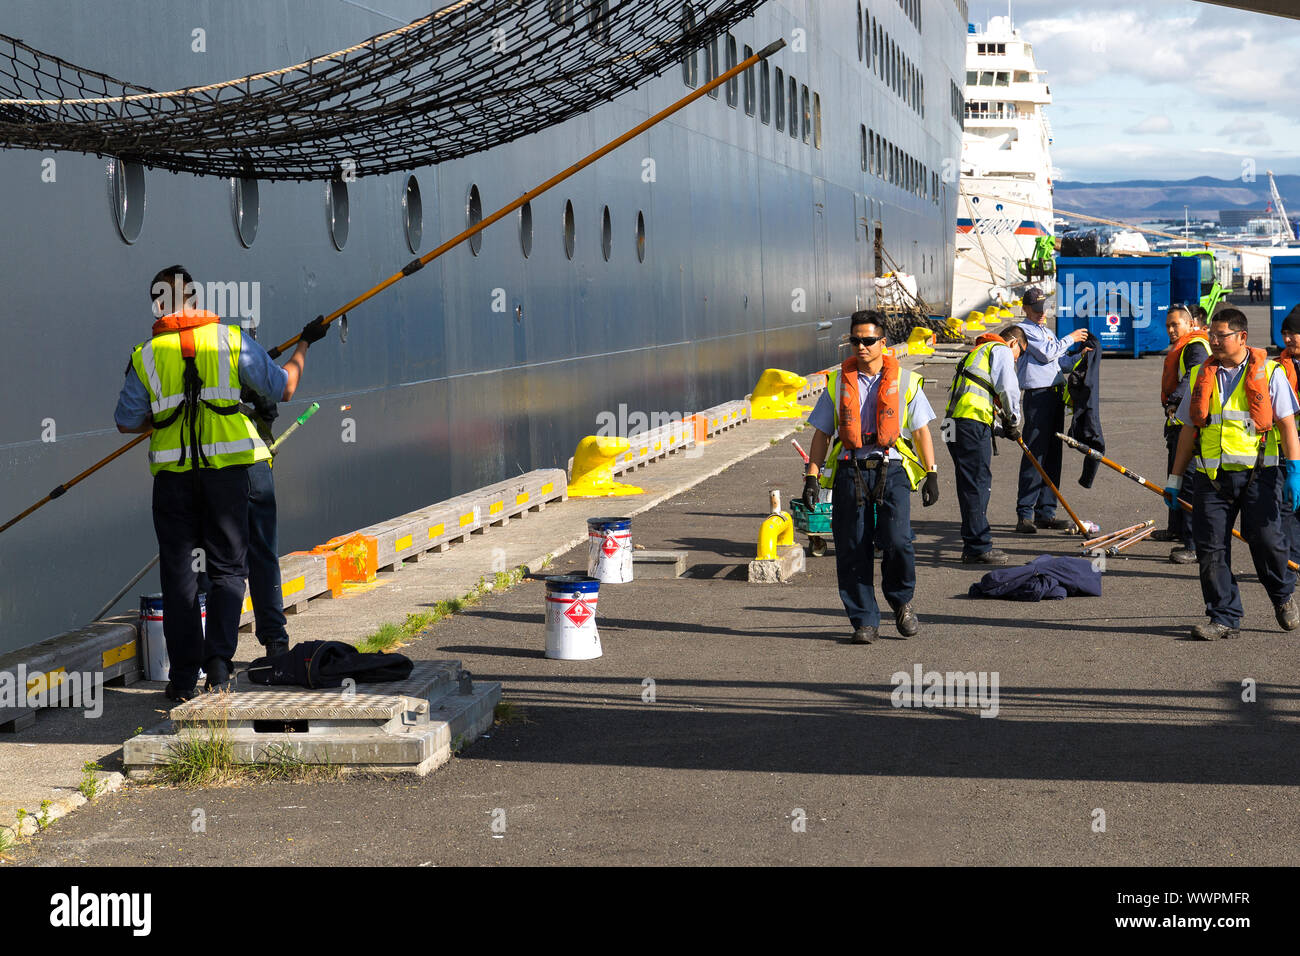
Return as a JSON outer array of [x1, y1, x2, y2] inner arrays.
[[945, 341, 1010, 425], [1188, 361, 1281, 480], [130, 324, 271, 476], [1168, 332, 1210, 427], [819, 367, 927, 491]]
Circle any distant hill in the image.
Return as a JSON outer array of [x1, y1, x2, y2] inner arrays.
[[1054, 175, 1300, 223]]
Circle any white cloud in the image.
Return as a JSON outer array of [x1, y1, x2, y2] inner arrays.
[[1124, 114, 1175, 135]]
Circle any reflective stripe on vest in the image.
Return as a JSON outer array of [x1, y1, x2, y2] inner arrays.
[[1190, 361, 1281, 480], [820, 367, 927, 491], [946, 341, 1003, 424], [1169, 333, 1211, 426], [131, 324, 270, 475]]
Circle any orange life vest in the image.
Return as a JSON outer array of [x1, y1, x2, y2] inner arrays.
[[837, 354, 902, 451], [1189, 346, 1273, 432], [973, 332, 1007, 348], [1280, 346, 1300, 397], [1161, 330, 1210, 405], [152, 309, 221, 359]]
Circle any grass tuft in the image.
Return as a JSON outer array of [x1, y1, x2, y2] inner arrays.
[[355, 566, 527, 652], [78, 761, 103, 801], [493, 699, 532, 726]]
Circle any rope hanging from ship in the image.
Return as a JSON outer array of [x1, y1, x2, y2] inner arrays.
[[0, 0, 763, 181]]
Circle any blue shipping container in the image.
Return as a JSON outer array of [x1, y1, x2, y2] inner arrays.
[[1270, 256, 1300, 347], [1055, 257, 1173, 358]]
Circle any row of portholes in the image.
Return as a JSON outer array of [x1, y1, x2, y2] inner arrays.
[[108, 158, 647, 263]]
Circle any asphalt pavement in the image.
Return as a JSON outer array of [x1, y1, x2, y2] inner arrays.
[[11, 304, 1299, 866]]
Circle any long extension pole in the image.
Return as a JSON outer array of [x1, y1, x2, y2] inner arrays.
[[988, 394, 1089, 535], [1, 39, 788, 538], [1057, 431, 1300, 572]]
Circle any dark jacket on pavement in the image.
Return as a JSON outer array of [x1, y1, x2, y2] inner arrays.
[[968, 555, 1102, 601]]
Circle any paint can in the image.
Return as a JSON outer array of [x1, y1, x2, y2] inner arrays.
[[544, 574, 602, 660], [138, 593, 206, 682], [587, 517, 632, 583]]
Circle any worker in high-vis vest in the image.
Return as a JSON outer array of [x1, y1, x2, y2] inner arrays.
[[943, 324, 1026, 565], [1153, 304, 1209, 564], [114, 265, 327, 701], [801, 310, 940, 645], [1277, 305, 1300, 570], [1166, 309, 1300, 641]]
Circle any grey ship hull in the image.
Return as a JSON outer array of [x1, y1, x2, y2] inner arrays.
[[0, 0, 964, 653]]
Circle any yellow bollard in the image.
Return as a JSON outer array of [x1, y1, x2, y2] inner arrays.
[[945, 316, 966, 335], [997, 307, 1014, 320], [755, 511, 795, 560], [906, 326, 936, 355], [567, 436, 644, 497], [965, 310, 987, 332], [750, 368, 812, 419]]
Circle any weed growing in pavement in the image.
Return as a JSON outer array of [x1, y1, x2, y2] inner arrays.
[[0, 824, 14, 856], [78, 761, 103, 801], [37, 800, 52, 830], [157, 719, 236, 787], [493, 700, 532, 726], [355, 567, 527, 653]]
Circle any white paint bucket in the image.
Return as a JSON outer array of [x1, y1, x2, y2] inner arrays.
[[138, 593, 206, 682], [587, 517, 632, 583], [544, 575, 602, 660]]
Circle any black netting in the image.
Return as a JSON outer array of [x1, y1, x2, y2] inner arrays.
[[0, 0, 763, 181]]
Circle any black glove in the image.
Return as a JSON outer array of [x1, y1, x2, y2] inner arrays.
[[299, 314, 329, 346], [921, 471, 939, 507], [1000, 415, 1021, 443], [802, 474, 821, 512]]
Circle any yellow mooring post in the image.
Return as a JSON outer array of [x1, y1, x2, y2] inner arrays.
[[750, 368, 812, 419], [567, 436, 644, 498]]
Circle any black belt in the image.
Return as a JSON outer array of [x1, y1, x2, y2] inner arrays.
[[1023, 385, 1060, 394], [837, 457, 885, 470]]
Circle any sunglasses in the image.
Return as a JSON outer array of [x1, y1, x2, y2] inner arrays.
[[849, 334, 885, 347]]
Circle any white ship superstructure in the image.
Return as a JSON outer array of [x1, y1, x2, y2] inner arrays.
[[952, 15, 1055, 318]]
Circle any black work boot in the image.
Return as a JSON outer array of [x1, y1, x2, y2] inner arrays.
[[1191, 622, 1240, 641], [1168, 548, 1197, 565], [1014, 519, 1038, 535], [203, 657, 235, 693], [1275, 596, 1300, 632], [263, 639, 289, 659], [850, 626, 876, 645], [1034, 517, 1070, 530], [962, 548, 1010, 565], [894, 603, 920, 638]]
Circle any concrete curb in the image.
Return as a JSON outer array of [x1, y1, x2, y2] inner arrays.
[[3, 771, 124, 841]]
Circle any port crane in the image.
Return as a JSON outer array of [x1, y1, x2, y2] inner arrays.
[[1267, 170, 1295, 244]]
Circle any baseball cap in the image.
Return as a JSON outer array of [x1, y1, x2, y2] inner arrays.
[[1284, 304, 1300, 335], [1022, 287, 1047, 312]]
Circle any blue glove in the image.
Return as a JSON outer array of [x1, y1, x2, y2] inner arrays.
[[1163, 475, 1183, 511], [1285, 460, 1300, 512]]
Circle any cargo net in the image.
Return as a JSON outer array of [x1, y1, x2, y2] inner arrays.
[[873, 244, 959, 346], [0, 0, 763, 181]]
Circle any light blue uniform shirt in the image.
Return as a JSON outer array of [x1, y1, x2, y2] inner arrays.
[[1016, 320, 1077, 390], [114, 328, 289, 430], [984, 343, 1022, 424], [1173, 360, 1300, 427], [808, 368, 935, 461]]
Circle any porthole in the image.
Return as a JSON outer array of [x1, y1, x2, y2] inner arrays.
[[403, 175, 423, 253], [601, 205, 612, 262], [327, 176, 349, 251], [636, 210, 646, 263], [519, 199, 534, 258], [563, 199, 576, 260], [231, 172, 259, 248], [467, 184, 483, 256], [107, 157, 146, 244]]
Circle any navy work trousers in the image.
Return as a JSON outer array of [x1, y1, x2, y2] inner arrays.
[[247, 460, 289, 647], [1016, 387, 1064, 522], [1164, 424, 1196, 551], [831, 461, 915, 629], [948, 417, 994, 555], [153, 466, 250, 687], [1192, 468, 1293, 627]]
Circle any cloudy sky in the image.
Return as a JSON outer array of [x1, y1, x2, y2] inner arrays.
[[989, 0, 1300, 182]]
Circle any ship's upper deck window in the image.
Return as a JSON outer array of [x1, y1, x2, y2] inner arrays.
[[547, 1, 576, 27], [788, 76, 798, 140], [774, 66, 785, 130], [801, 85, 810, 145], [759, 59, 771, 123], [743, 45, 756, 115], [860, 125, 868, 172], [857, 3, 863, 61], [976, 42, 1007, 55], [588, 0, 610, 44], [681, 5, 697, 87], [725, 34, 738, 108], [813, 91, 822, 149], [705, 36, 719, 98]]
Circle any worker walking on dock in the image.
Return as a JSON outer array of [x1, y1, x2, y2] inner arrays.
[[802, 310, 940, 644], [1165, 309, 1300, 641], [943, 325, 1026, 564], [114, 265, 322, 700], [1277, 306, 1300, 571], [1014, 287, 1088, 534], [1153, 304, 1208, 564]]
